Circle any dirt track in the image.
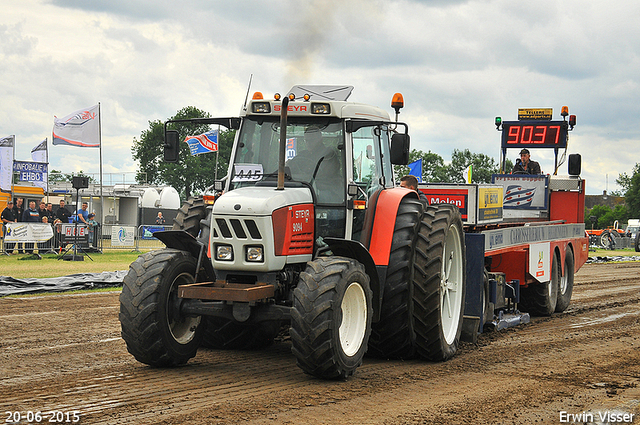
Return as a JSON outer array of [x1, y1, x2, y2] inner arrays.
[[1, 262, 639, 425]]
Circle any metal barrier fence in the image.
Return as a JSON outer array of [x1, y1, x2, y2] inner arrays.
[[1, 223, 173, 254], [99, 224, 172, 251]]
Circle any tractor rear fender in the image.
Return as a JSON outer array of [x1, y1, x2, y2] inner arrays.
[[323, 237, 383, 322], [366, 187, 419, 267]]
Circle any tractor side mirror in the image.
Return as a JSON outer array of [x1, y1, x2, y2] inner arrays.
[[164, 130, 180, 163], [390, 133, 410, 165], [568, 153, 581, 176]]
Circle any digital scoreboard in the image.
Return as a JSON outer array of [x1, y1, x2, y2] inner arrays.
[[500, 121, 569, 149]]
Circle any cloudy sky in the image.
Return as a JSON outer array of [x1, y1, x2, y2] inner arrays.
[[2, 0, 638, 195]]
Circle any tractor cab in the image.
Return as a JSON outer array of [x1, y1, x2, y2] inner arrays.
[[214, 85, 409, 244]]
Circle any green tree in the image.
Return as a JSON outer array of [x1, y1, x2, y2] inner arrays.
[[48, 169, 96, 183], [131, 106, 234, 199], [617, 163, 640, 218], [394, 149, 447, 183], [442, 149, 502, 184], [585, 204, 628, 229]]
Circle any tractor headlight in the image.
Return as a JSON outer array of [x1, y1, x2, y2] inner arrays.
[[246, 246, 264, 262], [251, 102, 271, 113], [311, 103, 330, 114], [216, 245, 233, 261]]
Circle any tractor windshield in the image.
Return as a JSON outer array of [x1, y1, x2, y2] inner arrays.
[[231, 117, 346, 205]]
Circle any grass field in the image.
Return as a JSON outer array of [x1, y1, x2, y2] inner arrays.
[[590, 247, 639, 257], [0, 250, 146, 279], [1, 246, 638, 280]]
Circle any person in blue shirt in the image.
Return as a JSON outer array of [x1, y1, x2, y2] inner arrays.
[[76, 202, 89, 224]]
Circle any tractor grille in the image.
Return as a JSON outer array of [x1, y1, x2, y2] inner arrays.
[[214, 218, 262, 240]]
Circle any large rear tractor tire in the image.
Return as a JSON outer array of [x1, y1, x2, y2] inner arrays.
[[520, 252, 560, 316], [635, 232, 640, 252], [119, 249, 204, 366], [291, 257, 372, 379], [555, 248, 574, 312], [368, 196, 424, 359], [414, 203, 466, 361], [173, 197, 208, 237]]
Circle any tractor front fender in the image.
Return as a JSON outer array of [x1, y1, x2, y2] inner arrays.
[[153, 230, 213, 281]]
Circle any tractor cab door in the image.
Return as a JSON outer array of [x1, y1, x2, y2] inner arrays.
[[347, 123, 395, 242]]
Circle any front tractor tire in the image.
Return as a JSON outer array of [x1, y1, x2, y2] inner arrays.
[[119, 249, 204, 367], [291, 257, 373, 379]]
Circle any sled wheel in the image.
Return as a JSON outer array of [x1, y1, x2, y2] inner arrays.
[[414, 203, 466, 361], [555, 248, 574, 312], [368, 196, 424, 359], [482, 269, 494, 326], [291, 257, 372, 379], [520, 252, 560, 316], [119, 249, 204, 366]]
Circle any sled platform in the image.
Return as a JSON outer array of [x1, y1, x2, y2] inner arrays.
[[489, 310, 531, 331]]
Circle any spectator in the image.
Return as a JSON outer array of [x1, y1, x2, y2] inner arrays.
[[76, 202, 89, 224], [399, 175, 429, 205], [56, 200, 72, 223], [37, 216, 51, 254], [2, 200, 17, 254], [13, 198, 24, 222], [22, 201, 40, 254], [12, 198, 25, 253], [38, 201, 47, 221], [53, 218, 63, 250], [155, 211, 165, 225], [87, 213, 99, 247], [45, 203, 56, 223]]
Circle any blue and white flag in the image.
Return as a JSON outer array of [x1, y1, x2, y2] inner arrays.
[[52, 105, 100, 147], [184, 130, 218, 155], [408, 159, 422, 182], [29, 138, 48, 191], [31, 138, 47, 163]]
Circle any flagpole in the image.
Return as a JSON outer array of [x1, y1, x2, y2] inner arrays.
[[11, 135, 15, 203], [98, 103, 103, 231], [46, 138, 49, 203], [215, 125, 220, 180]]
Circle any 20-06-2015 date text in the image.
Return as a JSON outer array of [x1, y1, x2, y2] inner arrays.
[[5, 411, 81, 423]]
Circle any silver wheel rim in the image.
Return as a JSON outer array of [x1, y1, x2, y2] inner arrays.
[[339, 282, 368, 357], [167, 271, 201, 344], [440, 223, 464, 345], [559, 259, 568, 296]]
